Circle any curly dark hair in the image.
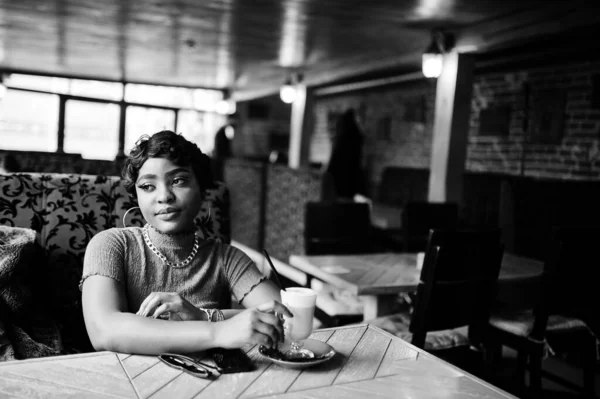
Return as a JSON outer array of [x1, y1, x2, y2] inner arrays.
[[122, 130, 214, 199]]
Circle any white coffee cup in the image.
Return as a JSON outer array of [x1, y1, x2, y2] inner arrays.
[[280, 288, 317, 341]]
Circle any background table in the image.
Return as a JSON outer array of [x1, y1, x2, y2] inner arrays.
[[0, 324, 517, 399], [288, 252, 544, 320]]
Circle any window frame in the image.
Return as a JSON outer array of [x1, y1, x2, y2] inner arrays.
[[3, 75, 221, 159]]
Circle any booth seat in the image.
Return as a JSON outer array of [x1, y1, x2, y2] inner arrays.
[[0, 173, 230, 354]]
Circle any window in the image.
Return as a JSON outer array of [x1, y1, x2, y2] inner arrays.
[[125, 84, 222, 111], [7, 74, 69, 94], [192, 89, 223, 112], [6, 74, 123, 100], [125, 84, 194, 109], [124, 106, 176, 155], [0, 90, 59, 152], [1, 73, 224, 159], [69, 79, 123, 101], [64, 100, 120, 160], [178, 110, 225, 154]]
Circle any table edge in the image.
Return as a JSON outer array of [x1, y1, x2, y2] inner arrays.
[[0, 350, 116, 366], [365, 324, 520, 399]]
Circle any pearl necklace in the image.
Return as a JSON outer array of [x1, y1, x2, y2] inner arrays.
[[143, 224, 199, 268]]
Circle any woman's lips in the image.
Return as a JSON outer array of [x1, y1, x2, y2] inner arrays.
[[155, 209, 181, 220], [156, 207, 180, 215]]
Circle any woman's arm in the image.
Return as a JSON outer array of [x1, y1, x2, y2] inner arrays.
[[82, 275, 218, 354], [223, 244, 284, 311], [137, 279, 285, 338], [215, 280, 281, 320], [82, 276, 290, 354], [240, 279, 282, 309], [81, 231, 221, 354], [203, 280, 281, 321], [81, 231, 291, 354], [205, 280, 291, 348]]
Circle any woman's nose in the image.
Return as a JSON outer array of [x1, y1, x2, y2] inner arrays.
[[157, 186, 175, 203]]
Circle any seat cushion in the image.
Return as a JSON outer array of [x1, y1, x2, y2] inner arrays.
[[367, 312, 470, 351], [490, 308, 589, 338]]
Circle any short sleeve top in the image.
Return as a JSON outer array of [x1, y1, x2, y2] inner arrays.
[[81, 227, 266, 312]]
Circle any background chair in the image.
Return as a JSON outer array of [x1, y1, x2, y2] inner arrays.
[[402, 202, 458, 252], [303, 201, 374, 327], [369, 228, 504, 370], [486, 226, 599, 398], [304, 201, 373, 255]]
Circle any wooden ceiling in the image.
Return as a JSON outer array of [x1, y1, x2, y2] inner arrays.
[[0, 0, 599, 100]]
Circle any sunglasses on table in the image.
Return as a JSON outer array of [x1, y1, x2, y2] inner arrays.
[[158, 353, 218, 379]]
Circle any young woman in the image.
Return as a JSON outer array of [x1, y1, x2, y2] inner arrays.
[[81, 130, 291, 355]]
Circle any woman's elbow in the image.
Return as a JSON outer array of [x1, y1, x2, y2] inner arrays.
[[90, 335, 110, 352], [87, 325, 112, 352], [85, 314, 121, 352]]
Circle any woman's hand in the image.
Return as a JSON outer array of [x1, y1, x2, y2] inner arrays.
[[136, 292, 203, 321], [215, 300, 292, 349]]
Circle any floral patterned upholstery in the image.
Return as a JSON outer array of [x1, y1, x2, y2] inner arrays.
[[0, 173, 230, 353]]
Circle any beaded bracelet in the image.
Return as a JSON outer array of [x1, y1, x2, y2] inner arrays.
[[213, 309, 225, 322], [200, 308, 225, 322]]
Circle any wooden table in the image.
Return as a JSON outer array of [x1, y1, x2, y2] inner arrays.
[[0, 324, 517, 399], [288, 252, 544, 320]]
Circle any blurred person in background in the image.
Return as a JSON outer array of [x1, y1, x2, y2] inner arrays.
[[211, 114, 236, 182], [321, 109, 368, 202]]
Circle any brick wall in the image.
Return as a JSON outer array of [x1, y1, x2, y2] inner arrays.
[[310, 60, 600, 191], [234, 94, 291, 159], [467, 61, 600, 179], [311, 81, 436, 197]]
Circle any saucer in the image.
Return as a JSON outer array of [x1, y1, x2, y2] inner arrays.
[[259, 339, 336, 369]]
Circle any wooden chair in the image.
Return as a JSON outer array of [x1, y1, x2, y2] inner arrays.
[[402, 202, 458, 252], [411, 228, 504, 348], [369, 228, 504, 370], [304, 201, 373, 327], [486, 226, 599, 398]]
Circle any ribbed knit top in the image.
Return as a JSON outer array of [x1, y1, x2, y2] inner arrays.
[[81, 226, 265, 312]]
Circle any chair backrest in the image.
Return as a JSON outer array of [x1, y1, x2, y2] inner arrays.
[[402, 202, 458, 252], [532, 226, 600, 338], [409, 228, 504, 348], [304, 201, 372, 255]]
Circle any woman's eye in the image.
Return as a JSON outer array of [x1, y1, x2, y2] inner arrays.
[[172, 177, 188, 186], [137, 183, 154, 192]]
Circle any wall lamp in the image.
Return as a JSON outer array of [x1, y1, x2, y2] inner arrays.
[[422, 30, 454, 78], [215, 88, 236, 115], [280, 72, 303, 104]]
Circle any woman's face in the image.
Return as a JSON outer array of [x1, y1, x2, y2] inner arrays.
[[135, 156, 203, 234]]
